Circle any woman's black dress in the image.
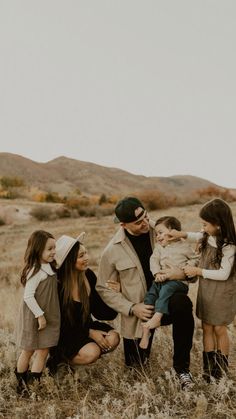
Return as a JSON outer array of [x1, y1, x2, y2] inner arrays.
[[50, 268, 117, 363]]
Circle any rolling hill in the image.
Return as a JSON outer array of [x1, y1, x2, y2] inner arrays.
[[0, 152, 226, 197]]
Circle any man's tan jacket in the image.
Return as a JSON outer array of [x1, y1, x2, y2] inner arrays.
[[96, 221, 156, 339]]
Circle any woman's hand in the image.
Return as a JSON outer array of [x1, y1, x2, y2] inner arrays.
[[38, 315, 47, 330], [89, 329, 112, 352], [106, 280, 121, 293], [184, 266, 202, 278]]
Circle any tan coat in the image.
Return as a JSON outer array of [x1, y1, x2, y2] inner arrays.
[[96, 222, 156, 339]]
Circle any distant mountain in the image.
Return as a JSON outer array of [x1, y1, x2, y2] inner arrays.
[[0, 152, 225, 197]]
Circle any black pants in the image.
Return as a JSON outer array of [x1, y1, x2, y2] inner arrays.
[[123, 293, 194, 373], [123, 330, 154, 367]]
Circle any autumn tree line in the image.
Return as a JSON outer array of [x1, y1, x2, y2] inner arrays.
[[0, 175, 236, 222]]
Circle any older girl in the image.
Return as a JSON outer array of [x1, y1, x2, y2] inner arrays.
[[170, 198, 236, 381]]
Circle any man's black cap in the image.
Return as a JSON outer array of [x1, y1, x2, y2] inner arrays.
[[114, 197, 145, 223]]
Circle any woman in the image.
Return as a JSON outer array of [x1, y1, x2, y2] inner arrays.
[[48, 233, 119, 372]]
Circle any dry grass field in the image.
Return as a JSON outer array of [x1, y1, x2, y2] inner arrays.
[[1, 200, 236, 418]]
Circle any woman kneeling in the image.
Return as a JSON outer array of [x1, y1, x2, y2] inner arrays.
[[49, 234, 119, 370]]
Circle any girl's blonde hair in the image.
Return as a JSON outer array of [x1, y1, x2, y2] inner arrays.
[[20, 230, 56, 286]]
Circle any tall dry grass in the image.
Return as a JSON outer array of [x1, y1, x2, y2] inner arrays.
[[1, 201, 236, 418]]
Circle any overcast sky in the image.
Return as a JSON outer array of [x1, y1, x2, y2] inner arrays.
[[0, 1, 235, 188]]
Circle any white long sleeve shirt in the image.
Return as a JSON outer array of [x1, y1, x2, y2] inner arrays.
[[23, 263, 55, 317], [187, 232, 236, 281]]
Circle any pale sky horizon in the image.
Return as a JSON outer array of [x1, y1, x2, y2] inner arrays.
[[1, 1, 236, 188]]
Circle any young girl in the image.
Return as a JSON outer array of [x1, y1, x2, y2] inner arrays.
[[15, 230, 60, 393], [170, 198, 236, 382]]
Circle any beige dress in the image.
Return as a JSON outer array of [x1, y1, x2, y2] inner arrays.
[[196, 244, 236, 325], [15, 269, 60, 350]]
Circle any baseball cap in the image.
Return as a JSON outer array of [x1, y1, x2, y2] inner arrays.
[[114, 197, 146, 223]]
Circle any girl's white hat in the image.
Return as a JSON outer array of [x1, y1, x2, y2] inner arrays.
[[56, 232, 85, 268]]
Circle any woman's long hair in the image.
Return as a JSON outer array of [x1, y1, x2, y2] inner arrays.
[[20, 230, 56, 286], [57, 241, 90, 325], [199, 198, 236, 264]]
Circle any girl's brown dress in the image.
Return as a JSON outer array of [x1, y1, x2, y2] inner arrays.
[[196, 243, 236, 325], [16, 272, 60, 350]]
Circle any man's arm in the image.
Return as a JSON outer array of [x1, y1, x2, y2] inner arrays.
[[97, 250, 154, 321], [96, 252, 134, 316], [161, 266, 186, 280], [162, 266, 198, 283]]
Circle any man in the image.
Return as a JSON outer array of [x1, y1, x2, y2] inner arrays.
[[96, 197, 194, 389]]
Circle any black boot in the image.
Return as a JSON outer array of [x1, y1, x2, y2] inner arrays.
[[202, 351, 216, 383], [14, 368, 28, 395], [46, 355, 58, 376], [27, 371, 42, 385], [213, 351, 228, 380]]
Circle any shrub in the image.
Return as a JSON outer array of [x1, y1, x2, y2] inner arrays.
[[108, 194, 120, 204], [77, 205, 97, 217], [0, 217, 6, 226], [55, 206, 72, 218], [1, 189, 20, 199], [66, 196, 92, 210], [30, 206, 53, 221], [137, 190, 176, 210], [45, 192, 63, 203], [0, 176, 24, 189], [93, 206, 114, 218], [196, 186, 236, 202], [76, 205, 114, 218], [99, 193, 108, 205], [32, 192, 47, 202]]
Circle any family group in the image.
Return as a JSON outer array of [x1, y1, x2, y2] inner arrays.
[[14, 196, 236, 393]]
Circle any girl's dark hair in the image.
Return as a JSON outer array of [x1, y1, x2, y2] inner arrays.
[[57, 241, 90, 325], [20, 230, 56, 286], [199, 198, 236, 263], [155, 216, 181, 231]]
